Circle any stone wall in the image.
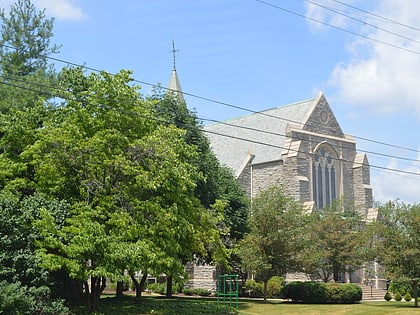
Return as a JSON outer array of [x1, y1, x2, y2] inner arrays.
[[184, 262, 218, 290]]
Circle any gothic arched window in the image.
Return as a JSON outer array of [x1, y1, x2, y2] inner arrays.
[[312, 144, 340, 209]]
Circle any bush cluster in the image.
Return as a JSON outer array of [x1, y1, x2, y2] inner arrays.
[[0, 281, 70, 315], [281, 281, 362, 304], [243, 276, 284, 298], [384, 291, 413, 301], [183, 288, 212, 296]]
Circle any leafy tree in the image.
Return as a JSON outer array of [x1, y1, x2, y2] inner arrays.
[[153, 90, 248, 294], [0, 0, 60, 113], [31, 68, 225, 310], [301, 201, 366, 282], [236, 186, 304, 301], [0, 193, 68, 288], [373, 201, 420, 307]]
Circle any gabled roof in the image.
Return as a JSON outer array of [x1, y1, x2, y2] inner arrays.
[[204, 92, 345, 175], [204, 97, 315, 174]]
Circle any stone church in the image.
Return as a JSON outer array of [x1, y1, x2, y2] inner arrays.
[[204, 92, 377, 220], [167, 66, 378, 289]]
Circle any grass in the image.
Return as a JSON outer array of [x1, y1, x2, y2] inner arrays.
[[71, 295, 419, 315], [238, 299, 420, 315]]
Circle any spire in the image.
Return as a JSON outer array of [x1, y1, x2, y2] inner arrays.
[[167, 40, 185, 103]]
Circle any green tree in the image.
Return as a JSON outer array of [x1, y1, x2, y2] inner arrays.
[[0, 0, 60, 113], [236, 186, 304, 302], [153, 90, 248, 294], [301, 201, 366, 282], [374, 201, 420, 307], [31, 68, 224, 310]]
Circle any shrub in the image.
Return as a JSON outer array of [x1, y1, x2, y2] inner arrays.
[[404, 292, 412, 301], [183, 288, 211, 296], [0, 281, 34, 315], [394, 292, 402, 301], [148, 282, 166, 295], [384, 291, 392, 301], [183, 288, 195, 295], [390, 281, 412, 296], [0, 281, 70, 315], [267, 276, 284, 298], [196, 288, 211, 296], [244, 279, 264, 298], [281, 282, 362, 304]]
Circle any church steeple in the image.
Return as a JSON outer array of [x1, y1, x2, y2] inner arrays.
[[167, 40, 185, 103]]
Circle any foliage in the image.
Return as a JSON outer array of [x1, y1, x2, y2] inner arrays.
[[373, 201, 420, 307], [394, 292, 402, 302], [0, 0, 59, 113], [281, 281, 362, 304], [267, 276, 284, 298], [28, 68, 224, 310], [153, 90, 249, 247], [148, 283, 167, 295], [73, 296, 237, 315], [390, 280, 413, 296], [301, 200, 366, 282], [0, 281, 70, 315], [404, 292, 412, 302], [244, 279, 264, 298], [384, 291, 392, 301], [236, 186, 304, 301], [183, 288, 211, 296], [0, 194, 69, 289]]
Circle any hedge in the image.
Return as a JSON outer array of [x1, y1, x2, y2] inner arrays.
[[281, 281, 362, 304]]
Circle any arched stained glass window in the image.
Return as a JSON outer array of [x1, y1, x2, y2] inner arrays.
[[312, 144, 340, 209]]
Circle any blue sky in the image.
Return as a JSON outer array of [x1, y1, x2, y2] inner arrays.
[[2, 0, 420, 204]]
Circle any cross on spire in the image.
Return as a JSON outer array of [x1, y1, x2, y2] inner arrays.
[[171, 39, 179, 70]]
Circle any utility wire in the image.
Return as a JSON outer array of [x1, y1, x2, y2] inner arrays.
[[255, 0, 420, 55], [304, 0, 420, 46], [2, 72, 419, 165], [200, 116, 420, 164], [1, 77, 420, 178], [1, 42, 419, 155], [330, 0, 420, 33]]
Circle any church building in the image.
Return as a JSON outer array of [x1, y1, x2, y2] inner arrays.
[[204, 92, 376, 220], [166, 59, 378, 288]]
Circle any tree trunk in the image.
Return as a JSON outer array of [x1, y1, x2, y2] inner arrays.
[[333, 264, 340, 282], [116, 280, 124, 299], [263, 279, 268, 302], [166, 275, 173, 298], [130, 272, 148, 305], [87, 276, 106, 311], [413, 280, 418, 308]]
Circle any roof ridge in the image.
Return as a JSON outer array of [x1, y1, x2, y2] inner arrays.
[[205, 97, 315, 126]]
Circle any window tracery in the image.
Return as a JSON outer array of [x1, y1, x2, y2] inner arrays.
[[312, 145, 339, 208]]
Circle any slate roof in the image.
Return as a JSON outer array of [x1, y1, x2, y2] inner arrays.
[[204, 97, 316, 176]]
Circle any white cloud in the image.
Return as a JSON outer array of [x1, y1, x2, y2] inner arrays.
[[324, 1, 420, 116], [34, 0, 87, 21], [372, 154, 420, 204]]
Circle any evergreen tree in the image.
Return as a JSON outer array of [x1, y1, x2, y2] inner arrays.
[[0, 0, 60, 112]]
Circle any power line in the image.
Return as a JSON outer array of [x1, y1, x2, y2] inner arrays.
[[0, 42, 419, 155], [3, 70, 419, 167], [304, 0, 420, 46], [1, 77, 419, 179], [199, 116, 420, 165], [330, 0, 420, 33], [255, 0, 420, 55]]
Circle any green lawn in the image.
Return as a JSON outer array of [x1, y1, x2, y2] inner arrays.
[[238, 299, 419, 315], [72, 295, 419, 315]]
